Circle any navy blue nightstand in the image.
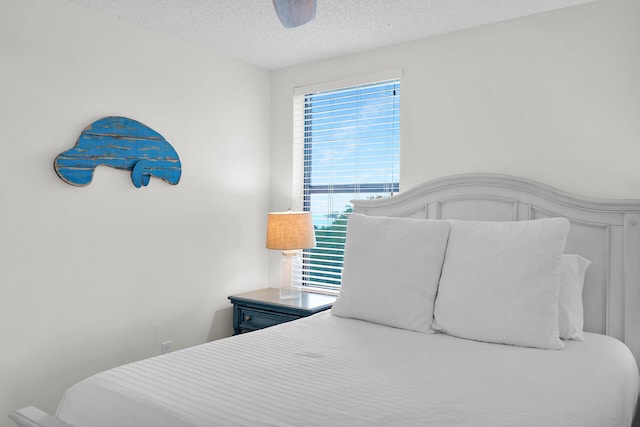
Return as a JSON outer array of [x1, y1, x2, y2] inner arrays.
[[228, 288, 336, 335]]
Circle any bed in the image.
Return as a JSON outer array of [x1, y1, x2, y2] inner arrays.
[[10, 173, 640, 427]]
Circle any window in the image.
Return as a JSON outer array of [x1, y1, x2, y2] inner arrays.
[[293, 73, 401, 292]]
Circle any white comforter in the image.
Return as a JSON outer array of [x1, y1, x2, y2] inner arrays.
[[57, 312, 639, 427]]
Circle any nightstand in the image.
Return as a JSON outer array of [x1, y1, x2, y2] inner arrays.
[[228, 288, 337, 335]]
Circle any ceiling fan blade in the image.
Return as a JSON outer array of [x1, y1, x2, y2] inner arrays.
[[272, 0, 317, 28]]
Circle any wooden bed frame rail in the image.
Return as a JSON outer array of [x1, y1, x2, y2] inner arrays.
[[9, 407, 71, 427]]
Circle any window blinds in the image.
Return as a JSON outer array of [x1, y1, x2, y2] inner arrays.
[[294, 77, 401, 292]]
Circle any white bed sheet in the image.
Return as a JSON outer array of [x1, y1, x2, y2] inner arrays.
[[56, 312, 639, 427]]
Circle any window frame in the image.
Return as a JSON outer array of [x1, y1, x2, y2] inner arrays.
[[292, 71, 402, 294]]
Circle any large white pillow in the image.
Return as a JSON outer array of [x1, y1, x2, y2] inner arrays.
[[558, 254, 592, 341], [331, 213, 450, 333], [433, 218, 570, 349]]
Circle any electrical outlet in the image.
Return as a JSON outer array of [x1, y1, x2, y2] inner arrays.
[[161, 341, 173, 354]]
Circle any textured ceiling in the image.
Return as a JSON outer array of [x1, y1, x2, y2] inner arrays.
[[70, 0, 596, 70]]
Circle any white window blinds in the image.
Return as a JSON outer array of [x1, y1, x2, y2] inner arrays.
[[293, 75, 401, 292]]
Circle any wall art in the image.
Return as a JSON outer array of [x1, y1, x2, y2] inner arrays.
[[54, 116, 181, 188]]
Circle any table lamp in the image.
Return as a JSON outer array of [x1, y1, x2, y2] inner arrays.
[[266, 210, 316, 299]]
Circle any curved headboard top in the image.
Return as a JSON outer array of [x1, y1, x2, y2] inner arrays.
[[354, 173, 640, 214], [352, 173, 640, 364]]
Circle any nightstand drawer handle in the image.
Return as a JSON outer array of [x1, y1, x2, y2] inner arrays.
[[244, 314, 251, 321]]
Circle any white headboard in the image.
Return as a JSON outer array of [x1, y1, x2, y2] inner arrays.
[[352, 173, 640, 364]]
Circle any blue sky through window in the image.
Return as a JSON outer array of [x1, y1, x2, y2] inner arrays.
[[304, 81, 400, 209], [301, 79, 400, 289]]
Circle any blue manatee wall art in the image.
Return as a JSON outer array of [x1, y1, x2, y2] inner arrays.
[[54, 116, 181, 188]]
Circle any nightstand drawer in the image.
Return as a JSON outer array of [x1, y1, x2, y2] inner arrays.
[[229, 288, 336, 335], [236, 306, 299, 333]]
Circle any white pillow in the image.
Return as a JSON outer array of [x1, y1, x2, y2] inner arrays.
[[331, 213, 450, 333], [558, 254, 591, 341], [433, 218, 570, 350]]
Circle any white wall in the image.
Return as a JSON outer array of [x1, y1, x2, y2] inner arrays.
[[271, 0, 640, 218], [0, 0, 271, 423]]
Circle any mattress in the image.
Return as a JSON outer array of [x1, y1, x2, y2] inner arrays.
[[56, 311, 639, 427]]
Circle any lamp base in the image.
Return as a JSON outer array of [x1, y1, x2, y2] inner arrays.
[[279, 250, 302, 300], [280, 287, 301, 300]]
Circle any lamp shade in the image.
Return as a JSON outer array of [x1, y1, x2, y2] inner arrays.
[[266, 211, 316, 250]]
